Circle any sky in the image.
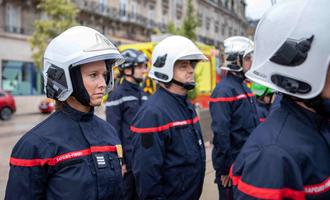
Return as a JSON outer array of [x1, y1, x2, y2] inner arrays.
[[245, 0, 273, 20]]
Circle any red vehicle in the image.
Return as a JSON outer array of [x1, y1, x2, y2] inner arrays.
[[39, 98, 55, 114], [0, 90, 16, 120]]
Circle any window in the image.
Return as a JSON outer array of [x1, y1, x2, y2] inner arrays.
[[175, 0, 183, 20], [228, 26, 233, 36], [120, 0, 127, 17], [99, 0, 106, 13], [162, 0, 169, 15], [1, 60, 42, 95], [215, 21, 219, 33], [131, 0, 137, 19], [221, 23, 226, 35], [148, 4, 155, 22], [224, 0, 229, 8], [5, 3, 22, 33], [198, 13, 203, 26], [206, 17, 211, 31]]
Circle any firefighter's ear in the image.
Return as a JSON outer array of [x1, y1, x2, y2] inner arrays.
[[141, 134, 153, 149]]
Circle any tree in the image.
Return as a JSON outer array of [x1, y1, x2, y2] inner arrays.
[[181, 0, 198, 41], [29, 0, 79, 70], [166, 0, 198, 41], [166, 21, 181, 35]]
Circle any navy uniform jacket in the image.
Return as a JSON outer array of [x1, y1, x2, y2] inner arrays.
[[5, 104, 123, 200], [230, 97, 330, 200], [131, 87, 206, 200], [255, 101, 270, 123], [106, 79, 147, 170], [270, 92, 283, 113], [209, 73, 259, 179]]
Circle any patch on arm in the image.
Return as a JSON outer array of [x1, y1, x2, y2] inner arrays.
[[141, 134, 154, 149]]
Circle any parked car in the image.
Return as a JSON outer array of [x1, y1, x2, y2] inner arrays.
[[0, 90, 16, 120], [39, 98, 55, 114]]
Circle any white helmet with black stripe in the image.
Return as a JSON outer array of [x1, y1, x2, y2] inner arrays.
[[245, 0, 330, 99], [43, 26, 124, 103], [222, 36, 254, 72], [149, 35, 208, 83]]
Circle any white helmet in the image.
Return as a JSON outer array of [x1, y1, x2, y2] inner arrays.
[[246, 0, 330, 99], [149, 35, 208, 83], [43, 26, 124, 102], [243, 46, 254, 59], [222, 36, 254, 72]]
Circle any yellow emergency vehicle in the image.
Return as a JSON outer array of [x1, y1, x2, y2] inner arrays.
[[116, 42, 219, 109]]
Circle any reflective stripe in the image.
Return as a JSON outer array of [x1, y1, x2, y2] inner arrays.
[[10, 145, 118, 167], [230, 167, 330, 198], [131, 116, 199, 134], [142, 96, 148, 101], [229, 167, 305, 200], [305, 176, 330, 195], [105, 96, 138, 107], [209, 93, 254, 102]]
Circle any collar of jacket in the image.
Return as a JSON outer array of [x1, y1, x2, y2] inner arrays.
[[228, 72, 244, 83], [61, 103, 94, 122], [282, 96, 324, 130], [159, 87, 191, 108], [123, 79, 140, 91], [227, 72, 245, 83]]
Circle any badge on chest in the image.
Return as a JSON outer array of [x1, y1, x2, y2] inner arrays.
[[94, 154, 107, 168]]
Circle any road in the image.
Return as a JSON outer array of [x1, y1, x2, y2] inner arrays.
[[0, 108, 218, 199]]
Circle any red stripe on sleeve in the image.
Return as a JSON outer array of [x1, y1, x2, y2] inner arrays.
[[130, 116, 199, 134], [10, 145, 118, 167], [229, 166, 305, 200], [304, 176, 330, 195], [90, 146, 117, 153], [209, 93, 254, 102], [10, 157, 50, 167]]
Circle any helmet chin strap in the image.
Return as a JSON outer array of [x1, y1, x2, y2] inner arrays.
[[171, 79, 196, 90], [125, 67, 143, 84], [230, 71, 245, 79], [131, 76, 143, 84], [70, 66, 92, 107]]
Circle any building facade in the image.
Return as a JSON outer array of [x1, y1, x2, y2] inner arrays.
[[196, 0, 247, 48], [0, 0, 247, 95]]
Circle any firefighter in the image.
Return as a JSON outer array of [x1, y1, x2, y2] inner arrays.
[[130, 35, 207, 199], [209, 36, 260, 200], [106, 49, 148, 200], [230, 0, 330, 199], [5, 26, 125, 200]]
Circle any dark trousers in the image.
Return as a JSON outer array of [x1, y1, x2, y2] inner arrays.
[[217, 183, 233, 200], [122, 171, 139, 200]]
